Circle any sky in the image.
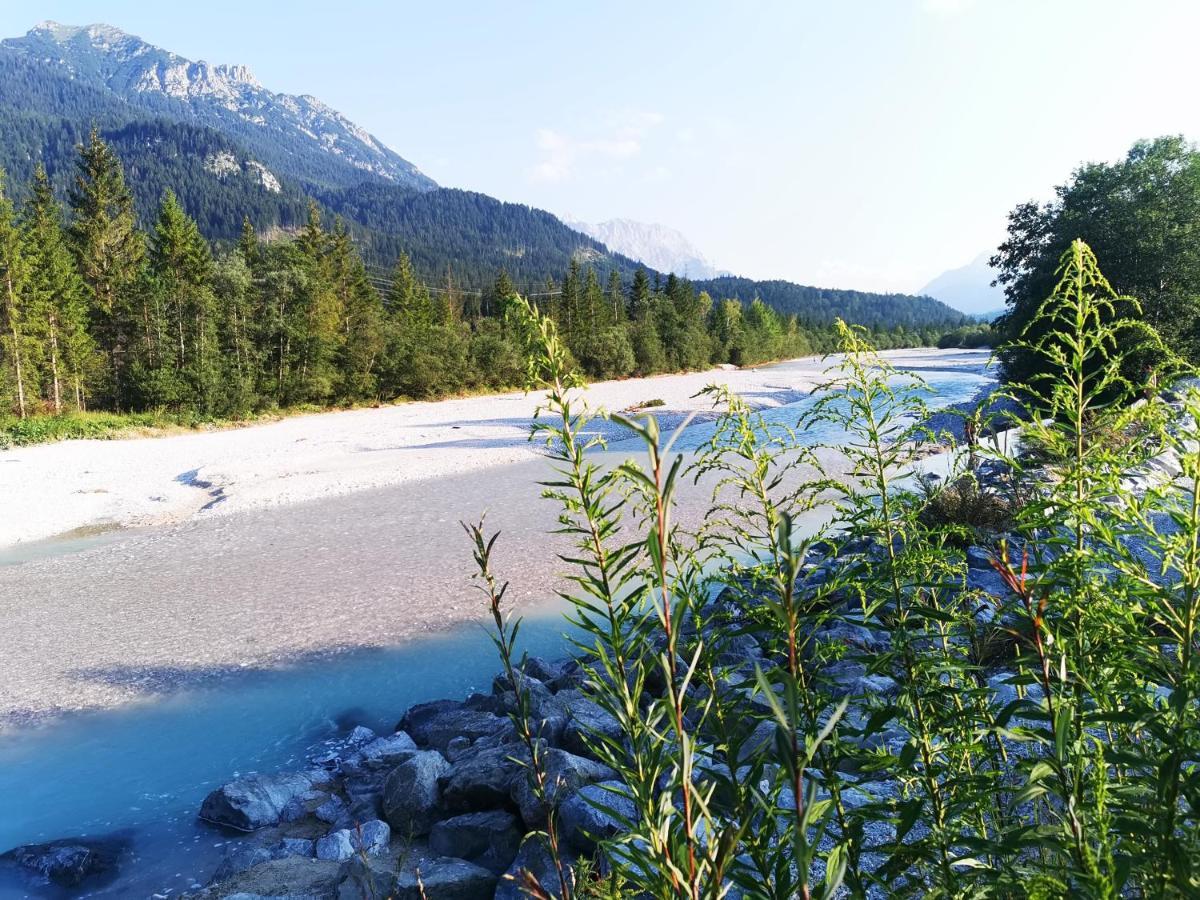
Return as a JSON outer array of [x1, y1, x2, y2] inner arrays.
[[1, 1, 1198, 294]]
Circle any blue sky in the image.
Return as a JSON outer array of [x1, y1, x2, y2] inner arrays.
[[2, 1, 1198, 293]]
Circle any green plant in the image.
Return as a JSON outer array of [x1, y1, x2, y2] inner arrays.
[[477, 240, 1200, 897]]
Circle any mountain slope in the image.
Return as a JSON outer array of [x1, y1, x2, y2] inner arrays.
[[1, 21, 434, 192], [919, 252, 1005, 317], [0, 20, 967, 329], [567, 218, 724, 279]]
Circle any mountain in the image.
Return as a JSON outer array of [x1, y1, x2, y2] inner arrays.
[[1, 21, 434, 192], [0, 20, 967, 328], [567, 218, 725, 279], [919, 251, 1006, 316]]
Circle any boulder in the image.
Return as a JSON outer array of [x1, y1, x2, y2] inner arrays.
[[2, 837, 123, 888], [556, 691, 622, 760], [395, 856, 498, 899], [203, 855, 342, 898], [211, 837, 314, 881], [382, 750, 450, 836], [401, 702, 512, 752], [558, 780, 636, 852], [494, 835, 576, 900], [439, 744, 528, 813], [512, 749, 616, 829], [315, 820, 389, 862], [199, 770, 326, 832], [356, 731, 418, 765], [429, 810, 523, 875]]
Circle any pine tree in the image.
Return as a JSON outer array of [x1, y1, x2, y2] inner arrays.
[[149, 190, 218, 409], [69, 128, 144, 409], [329, 219, 382, 399], [22, 167, 93, 412], [630, 267, 652, 320], [0, 170, 32, 417]]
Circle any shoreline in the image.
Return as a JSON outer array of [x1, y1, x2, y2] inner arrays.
[[0, 348, 991, 549]]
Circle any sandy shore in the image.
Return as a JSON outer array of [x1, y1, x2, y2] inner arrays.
[[0, 348, 989, 549], [0, 348, 990, 727]]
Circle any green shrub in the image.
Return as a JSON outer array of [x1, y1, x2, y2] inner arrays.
[[474, 241, 1200, 898]]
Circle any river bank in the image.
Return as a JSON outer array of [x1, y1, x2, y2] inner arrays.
[[0, 349, 990, 549]]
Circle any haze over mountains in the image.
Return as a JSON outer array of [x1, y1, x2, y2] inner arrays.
[[919, 252, 1006, 318], [567, 218, 726, 280], [0, 20, 969, 328]]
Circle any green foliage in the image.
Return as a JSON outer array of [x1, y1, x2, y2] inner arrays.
[[481, 243, 1200, 897], [994, 136, 1200, 380], [0, 136, 962, 429]]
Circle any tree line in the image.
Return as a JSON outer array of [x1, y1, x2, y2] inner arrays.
[[0, 131, 947, 421]]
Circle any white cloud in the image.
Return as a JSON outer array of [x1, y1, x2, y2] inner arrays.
[[528, 111, 665, 183]]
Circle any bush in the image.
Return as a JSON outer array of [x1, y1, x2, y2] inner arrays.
[[479, 244, 1200, 898]]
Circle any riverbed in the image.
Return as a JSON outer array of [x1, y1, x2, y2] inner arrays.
[[0, 348, 992, 897]]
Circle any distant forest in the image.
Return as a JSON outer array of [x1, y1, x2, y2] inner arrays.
[[0, 133, 961, 421]]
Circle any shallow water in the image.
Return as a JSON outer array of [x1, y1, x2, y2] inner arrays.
[[0, 354, 994, 898], [0, 616, 572, 898]]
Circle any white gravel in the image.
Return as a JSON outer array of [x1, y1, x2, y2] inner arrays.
[[0, 349, 990, 548]]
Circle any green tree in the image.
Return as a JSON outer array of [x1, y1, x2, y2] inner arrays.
[[993, 135, 1200, 380], [22, 167, 93, 412], [69, 128, 144, 408], [0, 170, 33, 417]]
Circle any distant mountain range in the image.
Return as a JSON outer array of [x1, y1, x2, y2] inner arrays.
[[0, 20, 967, 329], [920, 252, 1006, 318], [566, 218, 727, 280]]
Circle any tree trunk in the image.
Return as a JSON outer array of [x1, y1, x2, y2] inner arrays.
[[48, 312, 61, 414], [5, 273, 27, 419]]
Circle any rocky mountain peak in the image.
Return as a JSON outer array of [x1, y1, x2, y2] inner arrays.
[[4, 21, 434, 191]]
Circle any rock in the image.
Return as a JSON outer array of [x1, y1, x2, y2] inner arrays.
[[821, 661, 897, 699], [356, 731, 418, 765], [557, 690, 623, 760], [204, 855, 342, 898], [315, 830, 356, 862], [429, 810, 523, 875], [396, 856, 498, 899], [512, 749, 616, 829], [212, 836, 318, 880], [316, 794, 349, 826], [966, 546, 993, 570], [401, 701, 512, 752], [439, 744, 528, 813], [382, 750, 450, 836], [346, 725, 377, 747], [337, 854, 397, 899], [494, 835, 576, 900], [278, 837, 316, 857], [2, 837, 123, 887], [558, 780, 636, 852], [355, 820, 391, 856], [810, 620, 889, 654], [199, 771, 326, 832]]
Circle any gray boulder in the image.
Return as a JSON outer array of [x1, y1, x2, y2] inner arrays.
[[558, 780, 636, 852], [494, 835, 576, 900], [439, 744, 529, 813], [356, 731, 418, 765], [316, 820, 389, 862], [396, 856, 498, 899], [429, 810, 523, 875], [382, 751, 450, 836], [2, 837, 124, 888], [556, 691, 622, 760], [400, 701, 511, 751], [212, 837, 315, 881], [512, 749, 616, 829], [199, 770, 327, 832]]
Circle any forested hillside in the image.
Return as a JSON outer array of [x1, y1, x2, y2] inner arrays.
[[0, 22, 968, 331], [0, 135, 955, 429]]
